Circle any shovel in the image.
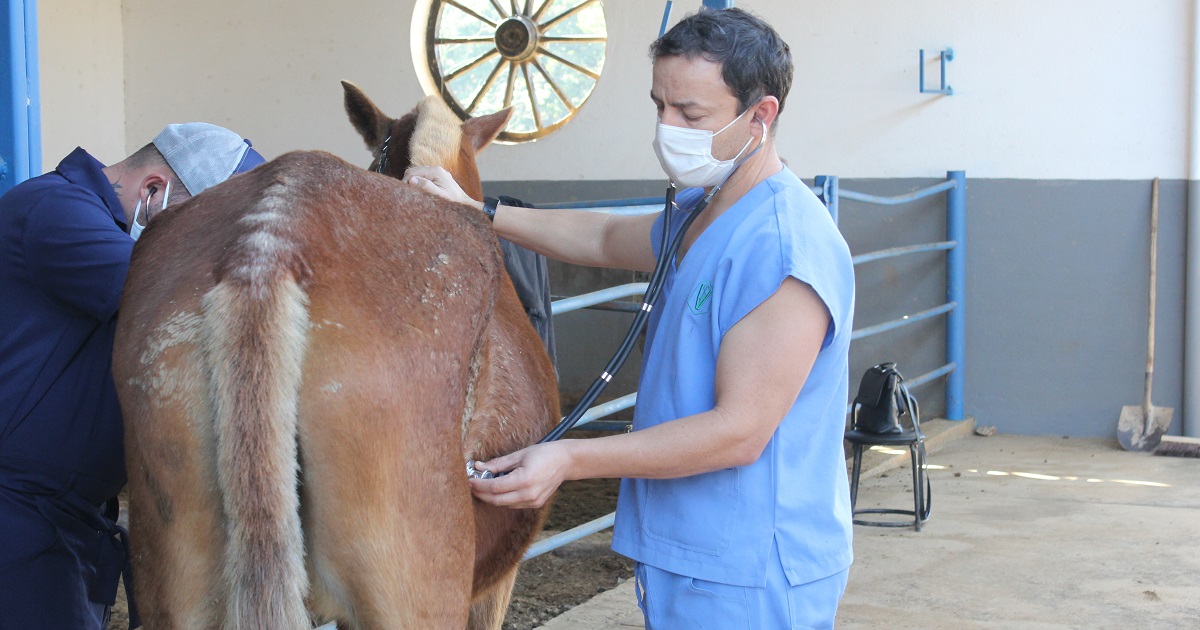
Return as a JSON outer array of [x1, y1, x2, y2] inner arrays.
[[1118, 178, 1174, 451]]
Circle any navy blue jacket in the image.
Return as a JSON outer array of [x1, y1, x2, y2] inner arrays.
[[0, 148, 135, 627]]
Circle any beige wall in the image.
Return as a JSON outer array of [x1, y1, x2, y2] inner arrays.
[[115, 1, 671, 177], [39, 1, 1194, 180], [38, 0, 125, 170], [121, 0, 421, 170]]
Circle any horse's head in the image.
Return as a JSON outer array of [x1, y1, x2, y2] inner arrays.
[[342, 81, 511, 200]]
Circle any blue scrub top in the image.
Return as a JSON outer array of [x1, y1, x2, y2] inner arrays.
[[612, 168, 855, 587]]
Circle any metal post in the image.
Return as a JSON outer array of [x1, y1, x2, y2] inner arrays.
[[23, 0, 39, 176], [945, 171, 967, 420], [1, 0, 40, 194], [919, 49, 926, 95], [814, 175, 840, 224], [1184, 0, 1200, 438]]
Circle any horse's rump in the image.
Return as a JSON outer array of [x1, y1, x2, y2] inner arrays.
[[117, 145, 558, 627]]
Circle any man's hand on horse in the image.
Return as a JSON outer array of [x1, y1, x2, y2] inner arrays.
[[403, 165, 479, 208], [468, 442, 571, 509]]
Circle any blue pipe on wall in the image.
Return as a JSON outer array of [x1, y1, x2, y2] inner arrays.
[[850, 302, 957, 341], [553, 196, 664, 209], [945, 171, 967, 420], [852, 240, 955, 265], [839, 179, 957, 206]]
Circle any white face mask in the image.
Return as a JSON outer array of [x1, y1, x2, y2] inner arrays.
[[129, 180, 169, 241], [652, 107, 759, 189]]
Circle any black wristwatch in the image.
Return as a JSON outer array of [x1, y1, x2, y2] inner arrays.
[[482, 195, 529, 222], [482, 196, 500, 222]]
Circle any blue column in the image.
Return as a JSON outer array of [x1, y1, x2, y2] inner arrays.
[[1, 0, 40, 195], [945, 170, 967, 420], [702, 0, 735, 8]]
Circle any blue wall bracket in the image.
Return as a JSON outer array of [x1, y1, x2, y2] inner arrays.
[[919, 47, 954, 96]]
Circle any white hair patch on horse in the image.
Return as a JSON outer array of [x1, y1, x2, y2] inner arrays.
[[312, 319, 346, 331], [139, 310, 204, 366], [229, 231, 296, 282], [239, 210, 286, 227], [223, 187, 305, 284], [409, 95, 462, 169]]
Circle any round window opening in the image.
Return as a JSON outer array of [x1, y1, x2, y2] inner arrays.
[[413, 0, 607, 143]]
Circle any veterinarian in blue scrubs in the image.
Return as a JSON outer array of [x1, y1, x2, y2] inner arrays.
[[0, 124, 263, 629], [407, 8, 854, 628]]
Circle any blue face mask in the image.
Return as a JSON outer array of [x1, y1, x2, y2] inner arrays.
[[129, 180, 170, 241]]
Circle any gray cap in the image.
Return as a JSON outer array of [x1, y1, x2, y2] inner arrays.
[[152, 123, 266, 195]]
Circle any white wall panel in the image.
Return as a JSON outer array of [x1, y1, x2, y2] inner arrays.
[[37, 1, 1192, 179]]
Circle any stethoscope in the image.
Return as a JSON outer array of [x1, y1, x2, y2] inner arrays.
[[467, 123, 766, 479]]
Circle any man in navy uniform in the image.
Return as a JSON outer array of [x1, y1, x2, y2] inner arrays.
[[0, 124, 264, 628]]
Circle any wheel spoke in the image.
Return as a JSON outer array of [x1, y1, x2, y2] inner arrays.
[[532, 0, 556, 21], [503, 60, 518, 109], [540, 0, 598, 32], [444, 49, 500, 83], [445, 0, 498, 28], [539, 35, 606, 43], [468, 55, 508, 113], [537, 46, 600, 80], [532, 58, 577, 113], [510, 0, 520, 16], [435, 36, 498, 44], [488, 0, 509, 19], [520, 63, 543, 130], [522, 0, 534, 17]]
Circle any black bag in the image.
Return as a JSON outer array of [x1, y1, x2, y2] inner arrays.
[[852, 362, 916, 434]]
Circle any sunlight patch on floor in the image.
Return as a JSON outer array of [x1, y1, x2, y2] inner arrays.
[[960, 469, 1172, 488]]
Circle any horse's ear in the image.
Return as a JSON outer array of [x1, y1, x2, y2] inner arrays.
[[342, 80, 389, 149], [461, 107, 513, 154]]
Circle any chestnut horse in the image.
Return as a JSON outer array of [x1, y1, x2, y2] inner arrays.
[[113, 84, 559, 628]]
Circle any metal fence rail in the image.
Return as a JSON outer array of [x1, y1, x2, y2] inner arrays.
[[526, 171, 966, 562]]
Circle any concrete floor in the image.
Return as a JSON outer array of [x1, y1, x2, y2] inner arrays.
[[538, 427, 1200, 629]]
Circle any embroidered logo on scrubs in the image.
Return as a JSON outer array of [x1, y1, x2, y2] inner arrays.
[[688, 281, 714, 315]]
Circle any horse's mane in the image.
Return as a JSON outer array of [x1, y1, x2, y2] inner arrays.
[[409, 96, 463, 169]]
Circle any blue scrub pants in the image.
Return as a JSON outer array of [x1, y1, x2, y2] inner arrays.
[[634, 540, 849, 629]]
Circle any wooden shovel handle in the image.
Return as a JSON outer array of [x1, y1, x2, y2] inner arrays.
[[1144, 178, 1159, 417]]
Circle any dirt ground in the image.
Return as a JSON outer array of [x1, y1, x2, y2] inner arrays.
[[504, 476, 632, 630]]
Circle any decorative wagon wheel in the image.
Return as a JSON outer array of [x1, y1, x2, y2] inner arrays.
[[418, 0, 607, 143]]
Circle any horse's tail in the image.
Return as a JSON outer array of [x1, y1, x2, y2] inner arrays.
[[201, 233, 312, 629]]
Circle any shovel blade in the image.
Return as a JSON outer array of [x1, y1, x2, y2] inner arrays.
[[1117, 405, 1174, 451]]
